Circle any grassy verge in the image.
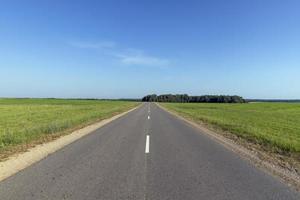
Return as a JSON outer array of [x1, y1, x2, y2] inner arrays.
[[0, 98, 139, 159], [160, 103, 300, 156]]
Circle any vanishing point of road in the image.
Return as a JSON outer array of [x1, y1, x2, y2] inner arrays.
[[0, 103, 299, 200]]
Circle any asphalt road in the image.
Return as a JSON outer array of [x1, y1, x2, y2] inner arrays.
[[0, 103, 299, 200]]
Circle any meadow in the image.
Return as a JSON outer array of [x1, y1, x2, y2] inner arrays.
[[0, 98, 139, 156], [161, 102, 300, 154]]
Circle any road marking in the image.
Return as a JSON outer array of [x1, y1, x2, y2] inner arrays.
[[148, 116, 150, 120], [145, 135, 150, 154]]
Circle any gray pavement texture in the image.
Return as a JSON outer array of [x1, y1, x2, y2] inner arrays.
[[0, 103, 299, 200]]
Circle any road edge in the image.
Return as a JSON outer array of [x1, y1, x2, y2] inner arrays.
[[0, 104, 141, 182], [156, 103, 300, 192]]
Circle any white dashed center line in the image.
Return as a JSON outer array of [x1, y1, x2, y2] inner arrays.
[[145, 135, 150, 154]]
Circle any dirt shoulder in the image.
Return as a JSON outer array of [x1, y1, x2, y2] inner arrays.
[[0, 105, 140, 182], [157, 103, 300, 191]]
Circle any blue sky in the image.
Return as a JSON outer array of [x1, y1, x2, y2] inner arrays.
[[0, 0, 299, 99]]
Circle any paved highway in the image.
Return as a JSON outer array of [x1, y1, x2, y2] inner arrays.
[[0, 103, 299, 199]]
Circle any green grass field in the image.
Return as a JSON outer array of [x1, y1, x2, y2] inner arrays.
[[161, 103, 300, 153], [0, 99, 139, 154]]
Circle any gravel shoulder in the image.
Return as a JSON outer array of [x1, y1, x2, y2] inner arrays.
[[0, 105, 140, 182], [157, 103, 300, 192]]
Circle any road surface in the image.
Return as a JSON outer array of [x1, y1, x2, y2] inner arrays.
[[0, 103, 299, 199]]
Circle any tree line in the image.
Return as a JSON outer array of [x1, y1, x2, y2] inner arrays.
[[142, 94, 246, 103]]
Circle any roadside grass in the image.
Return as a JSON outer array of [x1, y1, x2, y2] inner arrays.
[[0, 98, 139, 157], [161, 103, 300, 154]]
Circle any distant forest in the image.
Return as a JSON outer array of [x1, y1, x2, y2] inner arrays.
[[142, 94, 246, 103]]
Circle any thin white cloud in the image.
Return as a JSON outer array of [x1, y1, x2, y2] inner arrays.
[[117, 54, 170, 66], [69, 40, 170, 66]]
